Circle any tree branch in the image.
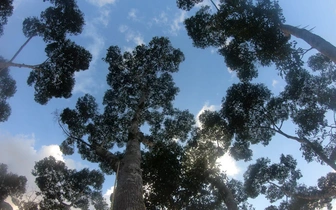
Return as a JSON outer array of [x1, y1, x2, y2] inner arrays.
[[257, 125, 336, 171], [0, 61, 42, 71], [267, 181, 336, 201], [58, 120, 120, 172], [279, 24, 336, 64]]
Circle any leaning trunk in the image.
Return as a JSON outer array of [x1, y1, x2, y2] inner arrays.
[[280, 24, 336, 64], [112, 137, 145, 210]]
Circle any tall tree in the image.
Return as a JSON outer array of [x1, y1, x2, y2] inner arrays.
[[0, 163, 27, 208], [0, 0, 91, 121], [177, 0, 336, 80], [193, 54, 336, 207], [32, 156, 108, 210], [59, 37, 195, 210]]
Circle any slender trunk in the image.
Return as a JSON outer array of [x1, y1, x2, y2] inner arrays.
[[280, 24, 336, 64], [112, 92, 147, 210], [0, 36, 35, 72], [9, 36, 34, 63], [208, 176, 238, 210]]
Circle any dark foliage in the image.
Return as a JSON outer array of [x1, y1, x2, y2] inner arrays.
[[33, 156, 108, 210], [0, 0, 13, 36], [0, 57, 16, 122], [0, 163, 27, 202]]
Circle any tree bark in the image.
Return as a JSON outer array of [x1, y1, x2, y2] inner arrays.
[[112, 137, 145, 210], [280, 24, 336, 64]]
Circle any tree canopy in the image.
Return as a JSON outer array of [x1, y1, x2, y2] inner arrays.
[[32, 156, 108, 210], [2, 0, 336, 209], [0, 163, 27, 207], [59, 36, 195, 209], [0, 0, 91, 122], [0, 0, 13, 36]]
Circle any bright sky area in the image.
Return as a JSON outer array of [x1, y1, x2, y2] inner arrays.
[[0, 0, 336, 209]]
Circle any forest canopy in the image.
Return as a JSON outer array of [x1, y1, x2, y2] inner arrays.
[[0, 0, 336, 209]]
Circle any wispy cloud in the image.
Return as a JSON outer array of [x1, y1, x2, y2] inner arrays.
[[73, 9, 109, 94], [150, 10, 187, 36], [119, 25, 144, 46], [86, 0, 116, 7], [272, 79, 279, 87], [95, 8, 111, 27], [152, 11, 168, 25], [119, 25, 128, 33], [128, 8, 138, 20], [170, 10, 187, 36]]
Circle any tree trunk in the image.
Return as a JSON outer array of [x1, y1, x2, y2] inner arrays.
[[112, 137, 145, 210], [208, 176, 238, 210], [112, 91, 147, 210], [280, 24, 336, 64]]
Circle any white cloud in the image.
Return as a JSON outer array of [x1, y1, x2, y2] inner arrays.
[[216, 153, 240, 177], [86, 0, 116, 7], [196, 102, 218, 128], [272, 79, 279, 87], [128, 9, 138, 20], [170, 10, 187, 36], [103, 186, 114, 207], [0, 132, 81, 205]]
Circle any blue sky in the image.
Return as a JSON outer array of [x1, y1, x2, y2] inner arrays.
[[0, 0, 336, 209]]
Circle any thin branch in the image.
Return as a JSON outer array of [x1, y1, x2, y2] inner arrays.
[[9, 36, 35, 63], [0, 36, 35, 72], [301, 47, 314, 59], [210, 0, 220, 11], [58, 119, 120, 172]]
